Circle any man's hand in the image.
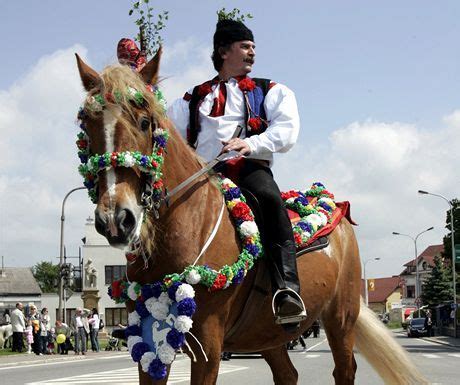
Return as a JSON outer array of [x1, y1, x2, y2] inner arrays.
[[220, 138, 251, 156]]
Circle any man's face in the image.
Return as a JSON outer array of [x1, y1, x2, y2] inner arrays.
[[221, 40, 255, 75]]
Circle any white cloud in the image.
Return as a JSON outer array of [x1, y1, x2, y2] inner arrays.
[[274, 118, 460, 277]]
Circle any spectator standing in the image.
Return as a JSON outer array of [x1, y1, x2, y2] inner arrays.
[[71, 307, 90, 355], [425, 310, 433, 337], [39, 308, 51, 354], [24, 320, 34, 354], [28, 305, 41, 355], [11, 302, 26, 353], [55, 320, 72, 354], [88, 308, 100, 352]]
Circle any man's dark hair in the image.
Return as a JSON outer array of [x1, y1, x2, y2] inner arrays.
[[211, 43, 232, 71]]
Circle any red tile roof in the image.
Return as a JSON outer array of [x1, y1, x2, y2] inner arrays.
[[360, 276, 401, 303], [403, 244, 444, 267]]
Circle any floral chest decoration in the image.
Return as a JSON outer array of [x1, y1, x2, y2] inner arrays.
[[109, 177, 263, 381]]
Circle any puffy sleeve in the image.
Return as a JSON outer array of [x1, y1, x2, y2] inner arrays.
[[244, 83, 300, 157], [167, 91, 192, 140]]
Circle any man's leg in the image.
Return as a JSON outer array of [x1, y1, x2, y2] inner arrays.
[[81, 328, 87, 354], [74, 330, 80, 354], [238, 161, 306, 326]]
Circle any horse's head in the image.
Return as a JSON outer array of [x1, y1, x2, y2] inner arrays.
[[75, 49, 167, 249]]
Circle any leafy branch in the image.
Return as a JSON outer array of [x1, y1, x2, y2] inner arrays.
[[129, 0, 168, 57], [217, 7, 253, 23]]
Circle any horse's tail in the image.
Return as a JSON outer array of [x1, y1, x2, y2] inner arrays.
[[354, 303, 428, 385]]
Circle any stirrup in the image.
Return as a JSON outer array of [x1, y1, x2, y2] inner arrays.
[[272, 288, 308, 325]]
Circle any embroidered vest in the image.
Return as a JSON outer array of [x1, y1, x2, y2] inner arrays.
[[186, 77, 272, 148]]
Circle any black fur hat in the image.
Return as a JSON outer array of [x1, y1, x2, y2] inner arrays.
[[213, 19, 254, 50]]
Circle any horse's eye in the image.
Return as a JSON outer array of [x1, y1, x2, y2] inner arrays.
[[139, 117, 150, 132]]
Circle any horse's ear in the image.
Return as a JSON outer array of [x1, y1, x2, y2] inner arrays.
[[75, 53, 102, 91], [140, 46, 162, 85]]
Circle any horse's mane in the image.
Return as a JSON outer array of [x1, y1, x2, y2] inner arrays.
[[83, 65, 164, 124]]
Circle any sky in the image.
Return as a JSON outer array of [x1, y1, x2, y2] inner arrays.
[[0, 0, 459, 280]]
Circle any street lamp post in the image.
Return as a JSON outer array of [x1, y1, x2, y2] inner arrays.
[[363, 257, 380, 306], [58, 187, 86, 322], [418, 189, 457, 338], [392, 226, 434, 311]]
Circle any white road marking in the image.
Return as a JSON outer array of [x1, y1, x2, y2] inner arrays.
[[422, 354, 441, 359], [447, 353, 460, 358], [24, 358, 248, 384], [304, 354, 321, 358], [305, 338, 328, 352]]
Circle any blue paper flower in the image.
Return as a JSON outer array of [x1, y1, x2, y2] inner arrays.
[[167, 282, 182, 301], [131, 342, 150, 362], [177, 298, 196, 317], [151, 282, 163, 298], [232, 269, 245, 284], [148, 358, 167, 380], [166, 329, 185, 350], [125, 325, 142, 338], [298, 221, 313, 233], [244, 243, 260, 257], [135, 300, 150, 319]]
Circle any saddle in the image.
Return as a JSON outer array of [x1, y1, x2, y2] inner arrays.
[[224, 188, 354, 344]]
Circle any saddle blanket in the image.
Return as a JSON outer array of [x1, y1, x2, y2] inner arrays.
[[281, 182, 356, 252]]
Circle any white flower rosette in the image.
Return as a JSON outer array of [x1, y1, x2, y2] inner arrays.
[[157, 343, 176, 365], [128, 282, 140, 301], [317, 211, 328, 226], [140, 351, 156, 373], [175, 283, 195, 302], [185, 269, 201, 284], [239, 221, 258, 237], [175, 315, 193, 333]]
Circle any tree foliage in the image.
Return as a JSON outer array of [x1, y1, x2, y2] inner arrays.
[[129, 0, 168, 57], [421, 255, 453, 307], [442, 198, 459, 294], [217, 7, 253, 22], [32, 261, 59, 293]]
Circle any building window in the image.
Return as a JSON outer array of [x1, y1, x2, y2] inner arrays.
[[105, 265, 127, 285], [105, 307, 128, 327], [406, 285, 415, 298]]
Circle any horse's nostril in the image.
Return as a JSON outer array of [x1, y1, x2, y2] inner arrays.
[[118, 208, 136, 234]]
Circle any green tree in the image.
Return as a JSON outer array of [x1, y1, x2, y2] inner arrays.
[[421, 255, 453, 307], [32, 261, 60, 293], [442, 198, 460, 294]]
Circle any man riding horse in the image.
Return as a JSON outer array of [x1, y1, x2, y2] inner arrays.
[[167, 18, 307, 328]]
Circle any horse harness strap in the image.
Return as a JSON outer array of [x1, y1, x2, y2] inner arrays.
[[161, 125, 244, 207]]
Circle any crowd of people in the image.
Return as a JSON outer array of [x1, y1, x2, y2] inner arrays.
[[3, 303, 102, 355]]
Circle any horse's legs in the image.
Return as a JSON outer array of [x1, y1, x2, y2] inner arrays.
[[261, 345, 298, 385], [322, 299, 359, 385]]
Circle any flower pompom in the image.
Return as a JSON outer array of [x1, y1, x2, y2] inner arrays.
[[158, 292, 173, 306], [174, 315, 193, 333], [166, 329, 185, 350], [175, 283, 195, 302], [128, 282, 140, 301], [177, 298, 196, 317], [148, 358, 167, 380], [140, 351, 156, 373], [151, 301, 169, 320], [131, 342, 150, 362], [135, 301, 150, 319], [127, 335, 143, 353], [239, 221, 258, 237], [144, 297, 158, 314], [128, 311, 141, 326], [185, 269, 201, 285], [157, 343, 176, 365]]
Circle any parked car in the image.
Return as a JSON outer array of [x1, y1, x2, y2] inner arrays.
[[407, 317, 428, 338]]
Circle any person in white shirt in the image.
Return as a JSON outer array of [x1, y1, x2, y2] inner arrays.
[[11, 302, 26, 352], [88, 308, 100, 352], [71, 307, 90, 355], [167, 18, 306, 329]]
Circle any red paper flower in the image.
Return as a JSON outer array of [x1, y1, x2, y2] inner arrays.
[[77, 139, 88, 150], [281, 190, 300, 200], [238, 77, 256, 91], [198, 82, 213, 97], [231, 202, 251, 219], [112, 281, 122, 298], [294, 232, 303, 245], [210, 273, 227, 291], [248, 117, 262, 133]]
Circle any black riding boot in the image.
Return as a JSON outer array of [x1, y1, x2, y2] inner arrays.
[[271, 240, 307, 327]]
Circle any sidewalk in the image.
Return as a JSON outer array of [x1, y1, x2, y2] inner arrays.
[[393, 328, 460, 348], [0, 350, 127, 367]]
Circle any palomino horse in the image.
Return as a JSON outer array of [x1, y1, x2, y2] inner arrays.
[[75, 50, 426, 385]]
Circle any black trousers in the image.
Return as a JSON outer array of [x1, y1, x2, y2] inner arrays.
[[12, 331, 24, 352], [225, 160, 294, 248]]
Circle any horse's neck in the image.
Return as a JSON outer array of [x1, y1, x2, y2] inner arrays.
[[136, 127, 236, 281]]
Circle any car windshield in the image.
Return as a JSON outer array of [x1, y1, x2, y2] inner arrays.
[[411, 318, 425, 326]]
